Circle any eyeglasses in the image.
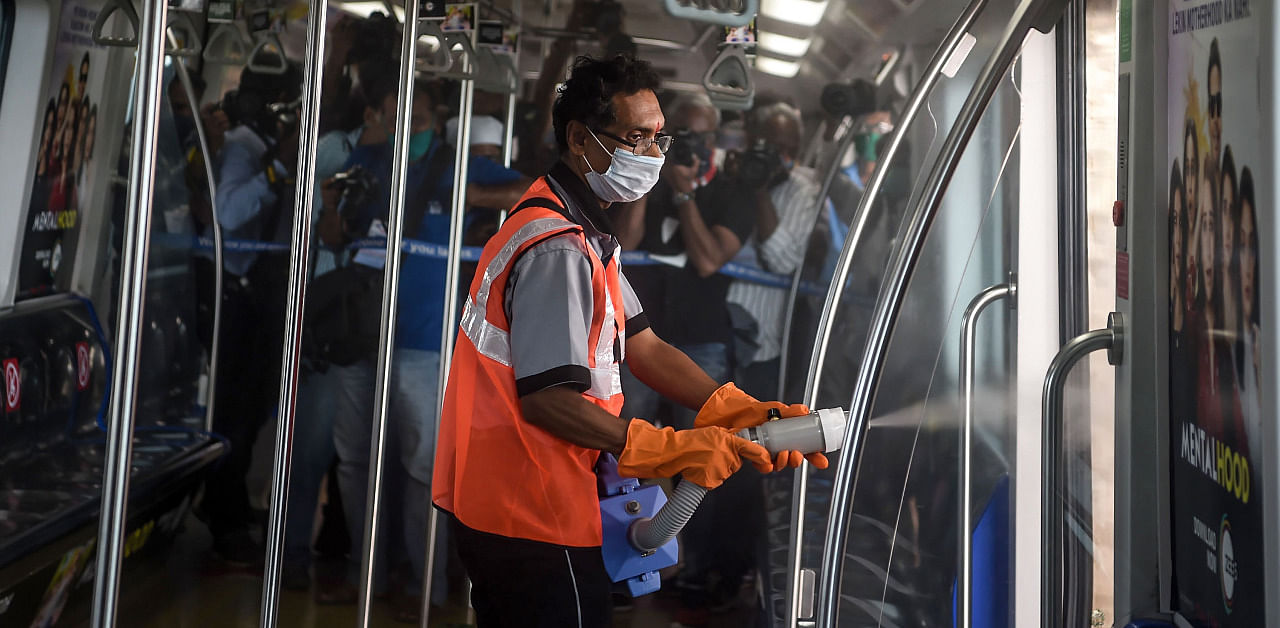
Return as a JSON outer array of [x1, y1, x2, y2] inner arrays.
[[593, 128, 674, 156]]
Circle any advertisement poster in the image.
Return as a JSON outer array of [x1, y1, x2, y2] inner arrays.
[[16, 0, 107, 299], [1166, 1, 1265, 625]]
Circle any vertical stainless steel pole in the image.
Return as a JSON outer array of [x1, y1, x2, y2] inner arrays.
[[89, 0, 169, 625], [497, 91, 516, 227], [165, 38, 224, 434], [958, 282, 1014, 628], [260, 1, 326, 625], [358, 3, 420, 624], [420, 32, 476, 628]]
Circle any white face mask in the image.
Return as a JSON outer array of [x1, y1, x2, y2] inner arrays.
[[582, 128, 664, 203]]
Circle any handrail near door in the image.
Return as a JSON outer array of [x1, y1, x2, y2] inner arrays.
[[89, 1, 170, 626], [1040, 313, 1122, 628], [814, 1, 1067, 625], [959, 281, 1015, 628], [785, 0, 989, 623], [260, 1, 327, 625]]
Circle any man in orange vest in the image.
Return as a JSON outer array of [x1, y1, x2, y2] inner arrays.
[[434, 54, 826, 627]]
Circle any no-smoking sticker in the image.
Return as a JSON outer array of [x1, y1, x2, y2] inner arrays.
[[76, 343, 91, 391], [3, 359, 19, 412]]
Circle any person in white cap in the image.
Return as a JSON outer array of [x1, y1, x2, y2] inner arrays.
[[446, 114, 507, 162]]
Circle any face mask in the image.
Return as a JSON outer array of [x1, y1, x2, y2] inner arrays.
[[582, 128, 664, 203], [854, 132, 881, 163], [408, 129, 434, 162]]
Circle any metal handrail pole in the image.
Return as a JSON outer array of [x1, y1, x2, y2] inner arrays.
[[165, 40, 223, 434], [785, 1, 989, 624], [358, 3, 421, 624], [816, 2, 1048, 625], [1040, 316, 1120, 628], [421, 28, 476, 627], [958, 282, 1014, 628], [260, 0, 327, 625], [89, 0, 170, 625]]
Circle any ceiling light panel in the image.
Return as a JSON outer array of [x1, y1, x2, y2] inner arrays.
[[760, 0, 830, 27], [757, 31, 812, 57]]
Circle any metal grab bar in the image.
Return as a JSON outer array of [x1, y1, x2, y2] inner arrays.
[[421, 28, 477, 628], [358, 0, 423, 624], [440, 31, 479, 80], [816, 0, 1060, 624], [476, 46, 518, 94], [89, 0, 169, 625], [663, 0, 758, 26], [958, 281, 1015, 628], [702, 45, 753, 111], [1040, 313, 1122, 628], [165, 12, 202, 58], [165, 32, 223, 434], [91, 0, 139, 47], [247, 32, 290, 75], [203, 22, 250, 65], [260, 0, 327, 625], [791, 0, 988, 623]]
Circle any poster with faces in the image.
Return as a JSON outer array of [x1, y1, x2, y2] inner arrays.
[[1166, 1, 1265, 625]]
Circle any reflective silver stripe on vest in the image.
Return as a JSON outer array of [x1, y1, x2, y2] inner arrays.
[[461, 216, 578, 366], [460, 296, 511, 366], [586, 258, 623, 400]]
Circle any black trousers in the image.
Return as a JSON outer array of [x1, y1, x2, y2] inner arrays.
[[195, 258, 287, 538], [449, 513, 611, 628]]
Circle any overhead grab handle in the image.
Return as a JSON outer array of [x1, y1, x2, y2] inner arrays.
[[475, 47, 517, 94], [91, 0, 139, 48], [247, 33, 289, 75], [702, 45, 754, 111], [663, 0, 758, 27], [203, 22, 250, 65], [415, 20, 454, 74], [439, 32, 479, 80], [166, 12, 203, 58]]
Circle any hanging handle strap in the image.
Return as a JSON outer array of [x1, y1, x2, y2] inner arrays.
[[92, 0, 139, 48], [702, 46, 754, 111], [663, 0, 758, 26], [247, 32, 289, 75], [203, 22, 250, 65], [416, 20, 455, 74], [165, 11, 203, 58]]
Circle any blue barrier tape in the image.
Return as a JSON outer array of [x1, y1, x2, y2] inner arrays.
[[153, 232, 825, 294]]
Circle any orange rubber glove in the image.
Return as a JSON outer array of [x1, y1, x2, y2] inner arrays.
[[694, 382, 827, 470], [616, 419, 774, 489], [693, 382, 809, 430]]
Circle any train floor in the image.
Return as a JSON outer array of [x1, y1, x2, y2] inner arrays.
[[98, 511, 760, 628]]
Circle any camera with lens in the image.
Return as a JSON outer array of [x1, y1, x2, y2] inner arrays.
[[734, 139, 785, 189], [667, 129, 709, 168], [331, 166, 378, 234]]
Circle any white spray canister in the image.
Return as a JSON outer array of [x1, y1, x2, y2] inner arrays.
[[736, 407, 848, 454]]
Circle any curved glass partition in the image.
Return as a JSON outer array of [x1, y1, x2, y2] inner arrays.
[[775, 0, 1037, 625]]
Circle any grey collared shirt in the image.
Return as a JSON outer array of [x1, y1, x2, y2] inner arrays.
[[506, 164, 648, 396]]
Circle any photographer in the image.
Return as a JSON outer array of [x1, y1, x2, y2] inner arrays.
[[726, 100, 822, 399], [195, 61, 302, 565], [313, 76, 529, 617]]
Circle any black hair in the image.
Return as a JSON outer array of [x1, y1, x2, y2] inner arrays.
[[1221, 144, 1237, 221], [1170, 158, 1184, 267], [80, 52, 90, 71], [1208, 38, 1221, 84], [552, 54, 662, 153], [1239, 166, 1258, 328]]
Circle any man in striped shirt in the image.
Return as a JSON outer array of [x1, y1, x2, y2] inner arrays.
[[726, 101, 823, 399]]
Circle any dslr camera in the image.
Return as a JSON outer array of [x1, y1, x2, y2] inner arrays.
[[330, 165, 378, 233], [734, 139, 786, 189], [667, 129, 710, 168]]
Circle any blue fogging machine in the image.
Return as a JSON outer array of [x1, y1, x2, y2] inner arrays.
[[598, 408, 848, 597]]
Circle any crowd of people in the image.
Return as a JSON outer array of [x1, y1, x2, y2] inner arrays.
[[162, 9, 891, 625], [1169, 37, 1262, 468]]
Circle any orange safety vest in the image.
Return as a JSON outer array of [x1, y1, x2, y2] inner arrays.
[[433, 176, 627, 547]]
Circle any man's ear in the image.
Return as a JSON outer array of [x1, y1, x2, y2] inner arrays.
[[566, 120, 588, 157]]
